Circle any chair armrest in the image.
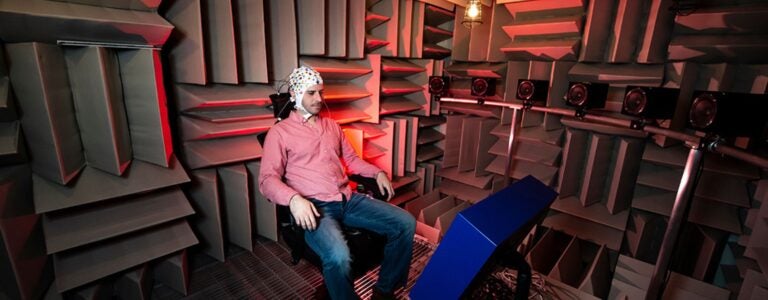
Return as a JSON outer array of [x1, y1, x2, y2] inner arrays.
[[348, 174, 389, 201]]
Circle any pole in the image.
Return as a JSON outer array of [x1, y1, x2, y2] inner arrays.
[[645, 143, 705, 299], [712, 143, 768, 168], [504, 108, 521, 186]]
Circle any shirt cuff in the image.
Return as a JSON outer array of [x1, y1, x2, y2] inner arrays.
[[272, 185, 299, 206]]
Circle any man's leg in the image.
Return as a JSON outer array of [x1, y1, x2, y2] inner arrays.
[[304, 200, 358, 300], [342, 193, 417, 294]]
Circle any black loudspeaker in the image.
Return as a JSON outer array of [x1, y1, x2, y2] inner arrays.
[[471, 77, 496, 97], [565, 82, 608, 110], [688, 91, 768, 137], [429, 76, 449, 96], [269, 93, 293, 119], [516, 79, 549, 105], [621, 86, 680, 119]]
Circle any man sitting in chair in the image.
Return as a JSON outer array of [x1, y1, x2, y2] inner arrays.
[[259, 66, 416, 300]]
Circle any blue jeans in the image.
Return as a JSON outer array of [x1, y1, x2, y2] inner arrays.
[[304, 193, 416, 300]]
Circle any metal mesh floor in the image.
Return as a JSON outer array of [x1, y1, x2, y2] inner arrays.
[[153, 236, 436, 300]]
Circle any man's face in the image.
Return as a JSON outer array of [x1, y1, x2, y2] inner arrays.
[[301, 84, 324, 115]]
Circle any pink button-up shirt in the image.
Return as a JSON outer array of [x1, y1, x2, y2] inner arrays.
[[259, 111, 382, 206]]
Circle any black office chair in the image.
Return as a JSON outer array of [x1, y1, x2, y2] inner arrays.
[[275, 176, 387, 277], [257, 109, 387, 276]]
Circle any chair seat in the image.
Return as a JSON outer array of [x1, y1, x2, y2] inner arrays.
[[277, 204, 386, 275]]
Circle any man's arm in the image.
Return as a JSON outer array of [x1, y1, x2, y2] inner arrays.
[[258, 128, 320, 230], [338, 125, 394, 200], [258, 129, 299, 206]]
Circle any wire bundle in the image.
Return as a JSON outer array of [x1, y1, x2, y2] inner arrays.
[[469, 268, 553, 300]]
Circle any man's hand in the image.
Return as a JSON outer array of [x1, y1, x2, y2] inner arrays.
[[289, 195, 320, 230], [375, 172, 395, 201]]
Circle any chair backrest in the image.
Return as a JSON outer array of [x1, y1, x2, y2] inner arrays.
[[349, 174, 388, 200], [269, 93, 293, 119], [257, 131, 268, 147], [259, 93, 292, 146]]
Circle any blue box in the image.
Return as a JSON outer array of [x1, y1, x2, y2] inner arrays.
[[410, 176, 557, 299]]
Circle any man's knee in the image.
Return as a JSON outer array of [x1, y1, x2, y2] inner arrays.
[[322, 244, 352, 271], [395, 211, 416, 237]]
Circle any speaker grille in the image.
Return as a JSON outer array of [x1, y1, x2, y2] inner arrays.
[[517, 80, 535, 100], [689, 93, 718, 130], [428, 76, 446, 95], [567, 83, 588, 107], [623, 88, 647, 116], [471, 78, 490, 96]]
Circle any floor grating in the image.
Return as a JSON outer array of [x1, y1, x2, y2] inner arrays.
[[152, 236, 436, 300]]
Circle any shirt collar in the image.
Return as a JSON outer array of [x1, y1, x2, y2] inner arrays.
[[288, 110, 319, 124]]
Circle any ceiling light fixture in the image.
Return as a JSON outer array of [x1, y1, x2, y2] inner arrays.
[[462, 0, 482, 28]]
